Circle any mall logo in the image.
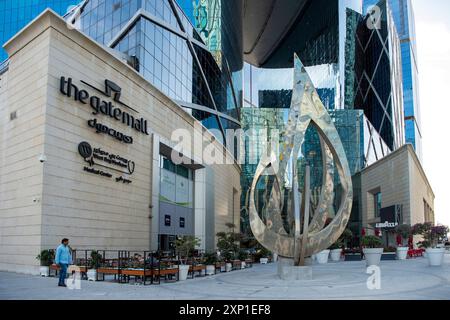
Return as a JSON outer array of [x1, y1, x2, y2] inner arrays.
[[78, 141, 135, 184], [60, 77, 150, 144]]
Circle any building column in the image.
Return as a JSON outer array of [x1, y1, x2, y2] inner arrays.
[[150, 134, 160, 251], [194, 168, 206, 251]]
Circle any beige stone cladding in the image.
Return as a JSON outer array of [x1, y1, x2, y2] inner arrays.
[[360, 144, 434, 231], [0, 10, 240, 274]]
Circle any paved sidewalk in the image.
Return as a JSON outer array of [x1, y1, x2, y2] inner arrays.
[[1, 255, 450, 300]]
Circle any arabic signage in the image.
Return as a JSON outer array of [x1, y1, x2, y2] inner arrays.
[[78, 141, 134, 184]]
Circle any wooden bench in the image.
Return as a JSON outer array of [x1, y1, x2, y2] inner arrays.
[[215, 262, 225, 273], [49, 264, 88, 279], [189, 264, 206, 278], [232, 260, 242, 270]]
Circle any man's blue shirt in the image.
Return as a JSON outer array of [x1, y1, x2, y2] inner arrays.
[[55, 244, 72, 265]]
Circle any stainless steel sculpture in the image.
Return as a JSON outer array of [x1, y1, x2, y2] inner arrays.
[[249, 54, 353, 266]]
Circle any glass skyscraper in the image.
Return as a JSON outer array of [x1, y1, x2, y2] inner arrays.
[[0, 0, 79, 61], [363, 0, 423, 160], [352, 0, 405, 151], [73, 0, 243, 149]]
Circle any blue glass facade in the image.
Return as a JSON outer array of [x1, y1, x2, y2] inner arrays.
[[363, 0, 423, 160], [75, 0, 242, 148], [0, 0, 79, 61]]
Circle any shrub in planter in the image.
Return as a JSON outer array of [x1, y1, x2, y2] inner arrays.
[[216, 223, 240, 263], [395, 224, 411, 246], [175, 236, 201, 280], [36, 250, 55, 277], [362, 236, 384, 266], [254, 246, 271, 264], [329, 241, 343, 262], [413, 223, 449, 266], [237, 250, 249, 268], [203, 253, 218, 275], [87, 251, 102, 281]]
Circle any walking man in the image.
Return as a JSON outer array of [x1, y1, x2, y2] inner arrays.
[[55, 238, 72, 287]]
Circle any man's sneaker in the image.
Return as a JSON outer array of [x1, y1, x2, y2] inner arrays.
[[58, 284, 67, 287]]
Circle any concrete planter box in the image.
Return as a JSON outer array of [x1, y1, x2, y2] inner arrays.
[[426, 248, 445, 267], [39, 266, 50, 277], [178, 265, 189, 281], [87, 269, 97, 281], [396, 247, 409, 260], [316, 250, 330, 264], [330, 249, 342, 262], [206, 265, 215, 275]]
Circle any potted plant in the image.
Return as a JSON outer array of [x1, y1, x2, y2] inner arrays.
[[255, 246, 271, 264], [217, 223, 240, 270], [36, 249, 54, 277], [362, 235, 384, 266], [329, 241, 343, 262], [395, 224, 411, 260], [175, 236, 201, 281], [87, 251, 102, 281], [238, 250, 249, 269], [315, 249, 330, 264], [203, 252, 218, 275], [413, 223, 449, 266]]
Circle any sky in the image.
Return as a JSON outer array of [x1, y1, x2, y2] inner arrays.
[[412, 0, 450, 227]]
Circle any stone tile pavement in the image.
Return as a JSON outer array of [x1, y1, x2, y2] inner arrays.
[[1, 255, 449, 300]]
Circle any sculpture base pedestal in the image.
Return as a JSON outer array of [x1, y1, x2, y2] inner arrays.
[[277, 257, 313, 281]]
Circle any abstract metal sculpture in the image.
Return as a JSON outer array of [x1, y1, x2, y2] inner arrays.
[[249, 54, 353, 266]]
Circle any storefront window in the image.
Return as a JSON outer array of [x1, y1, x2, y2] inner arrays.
[[374, 192, 382, 218]]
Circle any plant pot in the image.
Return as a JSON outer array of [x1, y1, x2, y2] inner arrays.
[[225, 263, 232, 272], [316, 250, 330, 264], [363, 248, 383, 266], [396, 247, 409, 260], [426, 248, 445, 267], [206, 265, 215, 275], [259, 258, 268, 264], [178, 265, 190, 281], [330, 249, 342, 262], [39, 266, 49, 277], [87, 269, 97, 281], [241, 261, 246, 269]]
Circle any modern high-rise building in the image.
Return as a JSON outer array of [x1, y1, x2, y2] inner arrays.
[[363, 0, 423, 160], [352, 0, 405, 151], [71, 0, 243, 150], [0, 0, 79, 61], [0, 1, 436, 273]]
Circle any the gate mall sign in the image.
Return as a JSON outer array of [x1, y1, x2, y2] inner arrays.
[[60, 76, 148, 184], [60, 77, 150, 144]]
